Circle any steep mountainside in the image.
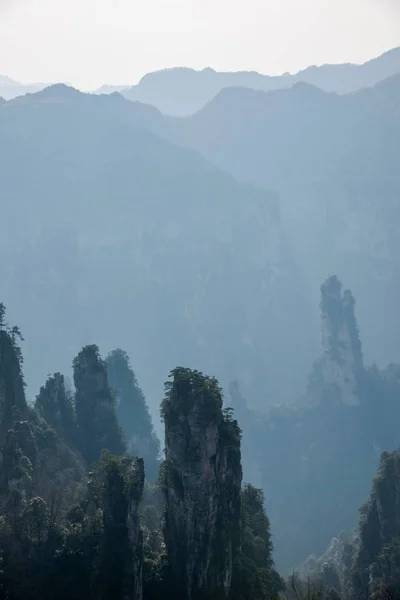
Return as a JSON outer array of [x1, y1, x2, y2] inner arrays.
[[120, 47, 400, 115], [301, 450, 400, 600], [0, 86, 313, 415], [158, 74, 400, 373], [166, 74, 400, 188], [161, 368, 243, 600], [352, 450, 400, 600]]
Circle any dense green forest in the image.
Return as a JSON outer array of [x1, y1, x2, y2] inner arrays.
[[0, 303, 285, 600]]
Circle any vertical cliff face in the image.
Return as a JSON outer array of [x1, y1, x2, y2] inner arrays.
[[35, 372, 76, 442], [0, 326, 27, 445], [352, 450, 400, 599], [96, 454, 145, 600], [73, 345, 126, 465], [126, 457, 145, 600], [319, 276, 364, 406], [161, 367, 242, 600], [0, 311, 30, 493]]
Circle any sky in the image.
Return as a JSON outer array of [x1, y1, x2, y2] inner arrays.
[[0, 0, 399, 90]]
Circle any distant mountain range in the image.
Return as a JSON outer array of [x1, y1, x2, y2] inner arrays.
[[0, 75, 50, 101], [162, 73, 400, 186], [117, 46, 400, 115], [1, 46, 400, 113]]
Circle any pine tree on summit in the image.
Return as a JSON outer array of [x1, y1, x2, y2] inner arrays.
[[73, 345, 126, 465], [106, 349, 160, 481]]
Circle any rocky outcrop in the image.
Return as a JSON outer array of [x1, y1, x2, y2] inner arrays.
[[318, 276, 364, 406], [126, 457, 145, 600], [300, 531, 358, 598], [0, 313, 32, 492], [35, 373, 76, 442], [161, 367, 242, 600], [73, 345, 126, 464], [106, 349, 161, 482], [0, 326, 27, 445]]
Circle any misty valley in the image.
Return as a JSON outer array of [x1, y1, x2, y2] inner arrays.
[[0, 46, 400, 600]]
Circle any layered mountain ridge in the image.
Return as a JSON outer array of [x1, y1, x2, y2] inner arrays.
[[2, 45, 400, 113], [119, 46, 400, 115]]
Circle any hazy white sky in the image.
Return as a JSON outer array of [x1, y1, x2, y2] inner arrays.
[[0, 0, 399, 89]]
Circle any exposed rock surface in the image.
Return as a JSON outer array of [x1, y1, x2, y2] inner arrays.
[[35, 372, 75, 442], [73, 345, 126, 464], [99, 455, 145, 600], [0, 328, 27, 445], [352, 450, 400, 599], [161, 367, 242, 600], [300, 530, 358, 598], [311, 276, 364, 406], [303, 451, 400, 600]]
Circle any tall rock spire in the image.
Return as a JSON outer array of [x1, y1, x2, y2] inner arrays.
[[161, 367, 242, 600], [73, 345, 126, 465], [0, 304, 27, 446], [319, 276, 364, 406], [95, 453, 145, 600]]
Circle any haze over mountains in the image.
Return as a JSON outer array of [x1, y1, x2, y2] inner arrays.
[[1, 44, 400, 578], [1, 45, 400, 114], [0, 83, 312, 417], [2, 51, 400, 413], [118, 45, 400, 115], [0, 74, 50, 101]]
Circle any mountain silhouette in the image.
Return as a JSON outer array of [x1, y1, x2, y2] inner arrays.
[[119, 46, 400, 115]]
